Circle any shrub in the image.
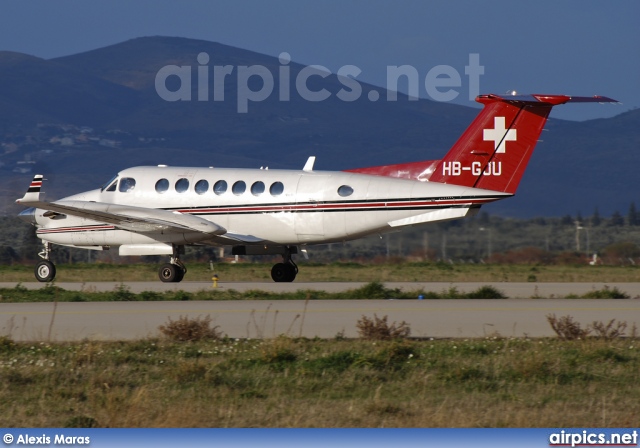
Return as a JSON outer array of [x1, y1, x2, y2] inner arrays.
[[546, 314, 590, 340], [356, 314, 410, 340], [466, 285, 506, 299], [582, 286, 629, 299], [64, 415, 98, 428], [345, 282, 393, 300], [139, 291, 162, 301], [590, 319, 628, 339], [547, 314, 635, 340], [112, 284, 136, 301], [0, 335, 15, 352], [158, 315, 223, 342]]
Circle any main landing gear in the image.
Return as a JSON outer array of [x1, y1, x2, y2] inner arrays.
[[158, 245, 187, 283], [35, 242, 56, 282], [271, 248, 298, 282]]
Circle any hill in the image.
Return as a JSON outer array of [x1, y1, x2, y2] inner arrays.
[[0, 36, 637, 217]]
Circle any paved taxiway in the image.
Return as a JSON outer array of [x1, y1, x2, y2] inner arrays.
[[1, 282, 639, 341]]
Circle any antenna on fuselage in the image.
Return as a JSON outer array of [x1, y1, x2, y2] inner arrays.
[[303, 156, 316, 172]]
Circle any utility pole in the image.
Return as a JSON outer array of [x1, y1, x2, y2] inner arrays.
[[575, 221, 583, 252], [441, 232, 447, 260], [423, 232, 429, 260], [479, 227, 492, 260]]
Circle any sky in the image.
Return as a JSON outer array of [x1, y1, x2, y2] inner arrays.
[[0, 0, 637, 121]]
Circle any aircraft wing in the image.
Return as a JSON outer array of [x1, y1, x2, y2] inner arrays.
[[40, 200, 225, 234], [16, 177, 225, 235], [198, 232, 270, 246]]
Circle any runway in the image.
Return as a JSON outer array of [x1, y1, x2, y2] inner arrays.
[[1, 282, 639, 341]]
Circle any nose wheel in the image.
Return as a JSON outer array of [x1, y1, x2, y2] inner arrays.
[[35, 260, 56, 283]]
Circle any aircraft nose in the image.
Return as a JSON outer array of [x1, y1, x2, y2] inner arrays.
[[18, 207, 36, 224]]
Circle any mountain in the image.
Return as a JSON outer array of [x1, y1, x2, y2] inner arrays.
[[0, 36, 637, 218]]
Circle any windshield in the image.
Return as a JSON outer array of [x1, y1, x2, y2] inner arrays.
[[100, 174, 118, 192]]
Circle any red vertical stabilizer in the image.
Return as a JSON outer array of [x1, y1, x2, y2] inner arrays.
[[347, 94, 617, 194]]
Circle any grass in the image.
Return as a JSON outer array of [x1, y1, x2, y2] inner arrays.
[[0, 336, 638, 427], [4, 261, 640, 283], [0, 282, 633, 303], [0, 282, 509, 303]]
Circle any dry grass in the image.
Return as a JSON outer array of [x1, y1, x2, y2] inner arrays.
[[356, 314, 411, 340], [158, 315, 224, 342], [547, 314, 637, 340], [0, 336, 639, 427], [546, 314, 590, 340]]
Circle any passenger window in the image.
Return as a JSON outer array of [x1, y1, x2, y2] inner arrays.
[[337, 185, 354, 197], [270, 181, 284, 196], [175, 178, 189, 193], [213, 180, 227, 195], [251, 181, 265, 196], [119, 178, 136, 193], [155, 178, 169, 193], [195, 179, 209, 195], [232, 181, 246, 195]]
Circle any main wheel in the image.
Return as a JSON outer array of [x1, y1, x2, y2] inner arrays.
[[159, 263, 180, 283], [35, 260, 56, 282], [174, 266, 186, 283], [271, 263, 297, 282]]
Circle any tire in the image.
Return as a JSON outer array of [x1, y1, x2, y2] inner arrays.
[[174, 267, 185, 283], [159, 263, 179, 283], [271, 263, 296, 282], [35, 260, 56, 282]]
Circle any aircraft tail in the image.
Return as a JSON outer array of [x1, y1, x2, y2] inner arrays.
[[428, 94, 617, 194]]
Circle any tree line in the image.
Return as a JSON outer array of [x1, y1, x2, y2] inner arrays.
[[2, 204, 640, 266]]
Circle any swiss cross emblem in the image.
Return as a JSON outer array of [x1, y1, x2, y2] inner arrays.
[[483, 117, 517, 153]]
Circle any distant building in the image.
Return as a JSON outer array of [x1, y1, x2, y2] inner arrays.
[[99, 139, 121, 148], [60, 137, 74, 146]]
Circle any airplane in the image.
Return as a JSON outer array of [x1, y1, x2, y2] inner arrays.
[[16, 93, 617, 283]]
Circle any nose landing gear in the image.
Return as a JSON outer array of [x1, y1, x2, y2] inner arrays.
[[35, 242, 56, 282]]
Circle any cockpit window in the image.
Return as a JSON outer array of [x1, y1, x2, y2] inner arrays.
[[119, 177, 136, 193], [100, 174, 118, 192]]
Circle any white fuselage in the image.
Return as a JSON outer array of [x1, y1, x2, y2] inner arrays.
[[33, 166, 507, 250]]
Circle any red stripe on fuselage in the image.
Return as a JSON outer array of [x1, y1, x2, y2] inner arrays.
[[171, 196, 499, 215]]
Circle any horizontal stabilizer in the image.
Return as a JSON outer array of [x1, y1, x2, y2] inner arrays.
[[478, 93, 619, 105], [388, 207, 478, 227]]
